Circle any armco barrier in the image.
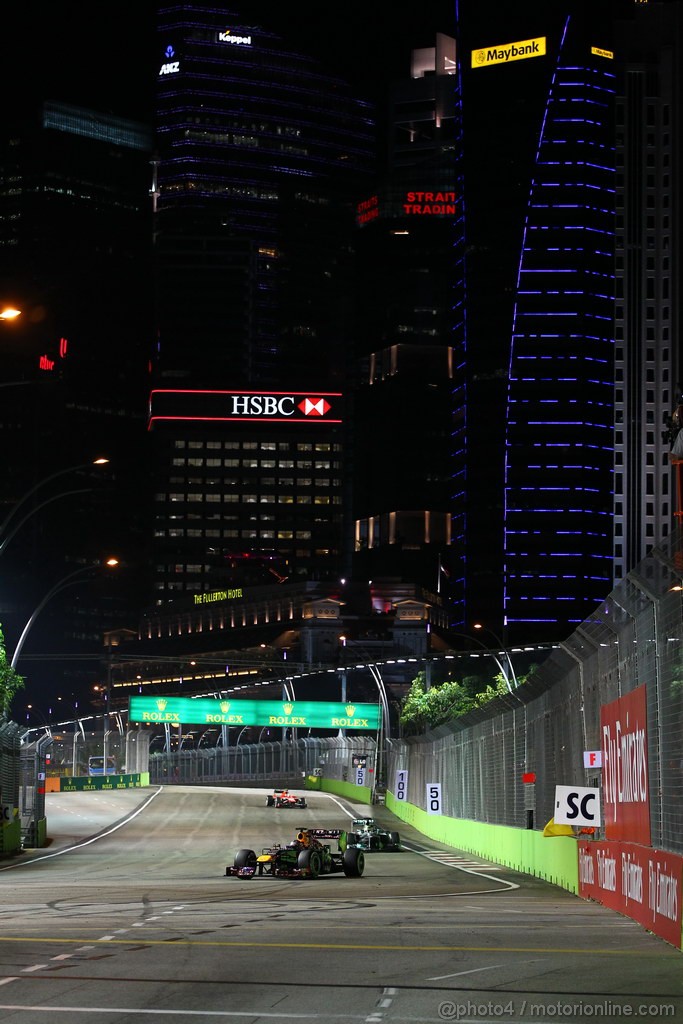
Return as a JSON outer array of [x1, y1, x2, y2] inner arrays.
[[386, 791, 580, 894]]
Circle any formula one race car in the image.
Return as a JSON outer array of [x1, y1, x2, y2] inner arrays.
[[345, 817, 401, 852], [266, 789, 307, 809], [226, 827, 365, 880]]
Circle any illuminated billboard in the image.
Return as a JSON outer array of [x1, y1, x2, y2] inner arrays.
[[591, 46, 614, 60], [148, 389, 343, 428], [471, 36, 546, 69], [129, 696, 381, 730], [356, 191, 457, 228]]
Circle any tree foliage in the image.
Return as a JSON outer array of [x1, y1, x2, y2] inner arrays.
[[0, 624, 24, 720], [399, 669, 520, 735]]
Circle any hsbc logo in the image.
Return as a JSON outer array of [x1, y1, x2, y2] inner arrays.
[[230, 395, 333, 418], [298, 397, 331, 417]]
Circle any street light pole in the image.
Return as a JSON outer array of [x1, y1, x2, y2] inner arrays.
[[0, 458, 109, 543], [11, 558, 119, 669], [473, 623, 519, 691], [0, 488, 92, 558]]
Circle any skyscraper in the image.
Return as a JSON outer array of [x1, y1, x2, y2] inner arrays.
[[612, 0, 682, 580], [149, 7, 376, 599], [351, 34, 457, 595], [451, 2, 618, 641], [0, 99, 154, 698]]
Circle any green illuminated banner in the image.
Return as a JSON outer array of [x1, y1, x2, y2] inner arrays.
[[128, 695, 381, 731]]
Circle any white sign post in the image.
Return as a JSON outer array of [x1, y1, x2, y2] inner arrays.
[[426, 782, 442, 815], [554, 784, 601, 827], [395, 769, 408, 801]]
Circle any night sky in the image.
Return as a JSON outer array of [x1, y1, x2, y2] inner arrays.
[[4, 3, 457, 121]]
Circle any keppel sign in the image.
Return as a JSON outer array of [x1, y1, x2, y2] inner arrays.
[[129, 696, 381, 730]]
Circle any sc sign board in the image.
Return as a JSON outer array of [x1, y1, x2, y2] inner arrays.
[[555, 785, 601, 828]]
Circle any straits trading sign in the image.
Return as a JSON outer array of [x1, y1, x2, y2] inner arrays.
[[471, 36, 546, 68], [356, 191, 457, 227], [148, 389, 343, 428], [129, 696, 381, 731]]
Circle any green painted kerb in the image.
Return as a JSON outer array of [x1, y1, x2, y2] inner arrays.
[[386, 792, 579, 894]]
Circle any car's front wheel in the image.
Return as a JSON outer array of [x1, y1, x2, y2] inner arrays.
[[342, 847, 365, 878], [232, 849, 257, 878], [389, 831, 401, 849]]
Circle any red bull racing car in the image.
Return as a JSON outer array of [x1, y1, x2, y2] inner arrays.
[[266, 789, 307, 808], [226, 827, 365, 879]]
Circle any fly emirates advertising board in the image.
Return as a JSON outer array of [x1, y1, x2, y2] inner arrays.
[[578, 685, 683, 947]]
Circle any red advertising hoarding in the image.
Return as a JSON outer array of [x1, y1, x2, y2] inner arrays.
[[578, 840, 682, 948], [600, 684, 651, 845]]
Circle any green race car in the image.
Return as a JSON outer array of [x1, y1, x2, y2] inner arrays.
[[226, 827, 365, 879], [345, 817, 401, 852]]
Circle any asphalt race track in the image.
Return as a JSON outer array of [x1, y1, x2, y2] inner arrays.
[[0, 786, 681, 1024]]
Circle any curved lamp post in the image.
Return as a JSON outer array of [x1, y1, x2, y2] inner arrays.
[[473, 623, 519, 691], [11, 558, 119, 669], [25, 703, 51, 736], [0, 458, 109, 549]]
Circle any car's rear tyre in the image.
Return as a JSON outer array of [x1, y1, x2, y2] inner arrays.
[[389, 831, 401, 849], [346, 832, 360, 848], [299, 799, 307, 808], [233, 849, 257, 877], [342, 847, 365, 878], [297, 847, 321, 878]]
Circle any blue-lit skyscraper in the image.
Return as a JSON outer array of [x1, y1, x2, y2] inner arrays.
[[503, 20, 616, 635], [452, 2, 617, 641]]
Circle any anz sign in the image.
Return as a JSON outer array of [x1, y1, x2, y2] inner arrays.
[[159, 44, 180, 77]]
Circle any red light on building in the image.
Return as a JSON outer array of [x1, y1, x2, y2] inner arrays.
[[402, 191, 456, 215], [356, 194, 379, 226]]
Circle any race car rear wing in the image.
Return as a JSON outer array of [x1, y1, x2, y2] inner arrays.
[[303, 827, 345, 840]]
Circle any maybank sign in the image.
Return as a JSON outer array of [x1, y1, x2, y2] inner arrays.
[[472, 36, 546, 68]]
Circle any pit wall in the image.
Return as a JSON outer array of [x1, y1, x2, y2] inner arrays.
[[386, 792, 580, 893]]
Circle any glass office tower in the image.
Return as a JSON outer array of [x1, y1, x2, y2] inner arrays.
[[453, 2, 617, 641], [151, 7, 375, 598]]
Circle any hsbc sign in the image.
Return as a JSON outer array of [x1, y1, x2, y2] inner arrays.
[[148, 389, 342, 427], [231, 395, 332, 417]]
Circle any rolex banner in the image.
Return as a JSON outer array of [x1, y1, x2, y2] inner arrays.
[[128, 696, 381, 730]]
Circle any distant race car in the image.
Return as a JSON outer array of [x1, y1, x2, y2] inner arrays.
[[345, 817, 401, 852], [226, 827, 365, 880], [266, 789, 307, 809]]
